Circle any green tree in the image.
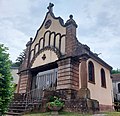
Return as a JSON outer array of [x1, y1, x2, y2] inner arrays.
[[111, 69, 120, 74], [0, 44, 14, 115], [12, 49, 26, 67]]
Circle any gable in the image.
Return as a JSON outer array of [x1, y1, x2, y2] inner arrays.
[[29, 10, 66, 68]]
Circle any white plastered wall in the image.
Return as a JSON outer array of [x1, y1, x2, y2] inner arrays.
[[85, 58, 113, 106], [31, 50, 58, 68], [113, 81, 120, 101], [79, 59, 113, 105]]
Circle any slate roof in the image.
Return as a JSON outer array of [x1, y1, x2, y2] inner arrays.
[[112, 73, 120, 81]]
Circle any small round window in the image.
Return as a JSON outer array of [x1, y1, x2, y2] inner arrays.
[[45, 19, 52, 29]]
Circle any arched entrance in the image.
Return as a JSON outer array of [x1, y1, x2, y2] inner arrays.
[[36, 68, 57, 89], [30, 62, 58, 99], [31, 68, 58, 90]]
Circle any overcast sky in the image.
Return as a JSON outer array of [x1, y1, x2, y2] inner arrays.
[[0, 0, 120, 69]]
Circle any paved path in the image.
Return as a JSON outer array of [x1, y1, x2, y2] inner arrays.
[[93, 114, 107, 116]]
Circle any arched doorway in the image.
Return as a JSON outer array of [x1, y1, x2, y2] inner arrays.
[[32, 68, 58, 90], [30, 62, 58, 99]]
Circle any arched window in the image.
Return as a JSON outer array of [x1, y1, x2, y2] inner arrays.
[[88, 61, 95, 83], [118, 83, 120, 93], [101, 68, 106, 88]]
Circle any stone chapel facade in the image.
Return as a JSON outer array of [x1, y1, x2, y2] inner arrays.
[[17, 3, 113, 111]]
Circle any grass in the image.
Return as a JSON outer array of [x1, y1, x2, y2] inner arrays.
[[24, 111, 120, 116], [24, 111, 91, 116], [105, 111, 120, 116]]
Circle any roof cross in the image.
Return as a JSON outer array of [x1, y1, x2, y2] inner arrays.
[[47, 3, 54, 12]]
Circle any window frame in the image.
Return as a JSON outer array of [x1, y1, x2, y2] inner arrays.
[[101, 68, 106, 88], [118, 83, 120, 93], [88, 61, 95, 84]]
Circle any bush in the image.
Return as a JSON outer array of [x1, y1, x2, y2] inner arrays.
[[0, 44, 14, 115], [47, 96, 64, 107], [48, 96, 54, 102]]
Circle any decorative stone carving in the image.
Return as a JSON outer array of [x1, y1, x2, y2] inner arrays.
[[45, 19, 52, 29], [42, 54, 46, 60], [47, 3, 54, 12], [65, 15, 78, 28]]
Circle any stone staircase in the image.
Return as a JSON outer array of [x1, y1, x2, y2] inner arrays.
[[6, 89, 43, 116], [6, 100, 34, 115]]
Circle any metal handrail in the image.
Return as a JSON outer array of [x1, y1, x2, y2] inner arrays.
[[24, 86, 57, 111], [24, 88, 44, 111]]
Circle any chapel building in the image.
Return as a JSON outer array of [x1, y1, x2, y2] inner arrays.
[[17, 3, 113, 111]]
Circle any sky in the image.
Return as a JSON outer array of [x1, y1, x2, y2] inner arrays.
[[0, 0, 120, 69]]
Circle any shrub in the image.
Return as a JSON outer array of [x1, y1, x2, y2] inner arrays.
[[0, 44, 14, 115], [47, 96, 64, 108]]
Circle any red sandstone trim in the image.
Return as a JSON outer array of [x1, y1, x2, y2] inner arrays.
[[57, 82, 78, 87], [58, 71, 79, 77], [99, 104, 114, 112], [58, 78, 79, 84]]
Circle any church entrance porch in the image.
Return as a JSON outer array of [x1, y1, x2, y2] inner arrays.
[[30, 68, 57, 100], [33, 68, 58, 90], [28, 62, 58, 99]]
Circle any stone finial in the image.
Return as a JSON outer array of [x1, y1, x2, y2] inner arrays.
[[26, 37, 33, 46], [47, 3, 54, 12], [30, 37, 33, 42], [69, 15, 73, 19], [65, 15, 78, 28]]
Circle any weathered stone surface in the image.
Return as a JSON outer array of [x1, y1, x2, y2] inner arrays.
[[64, 98, 99, 113], [77, 88, 90, 99]]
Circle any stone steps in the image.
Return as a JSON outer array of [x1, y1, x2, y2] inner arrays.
[[6, 92, 43, 115], [6, 99, 42, 115], [6, 100, 34, 115], [5, 112, 22, 116]]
